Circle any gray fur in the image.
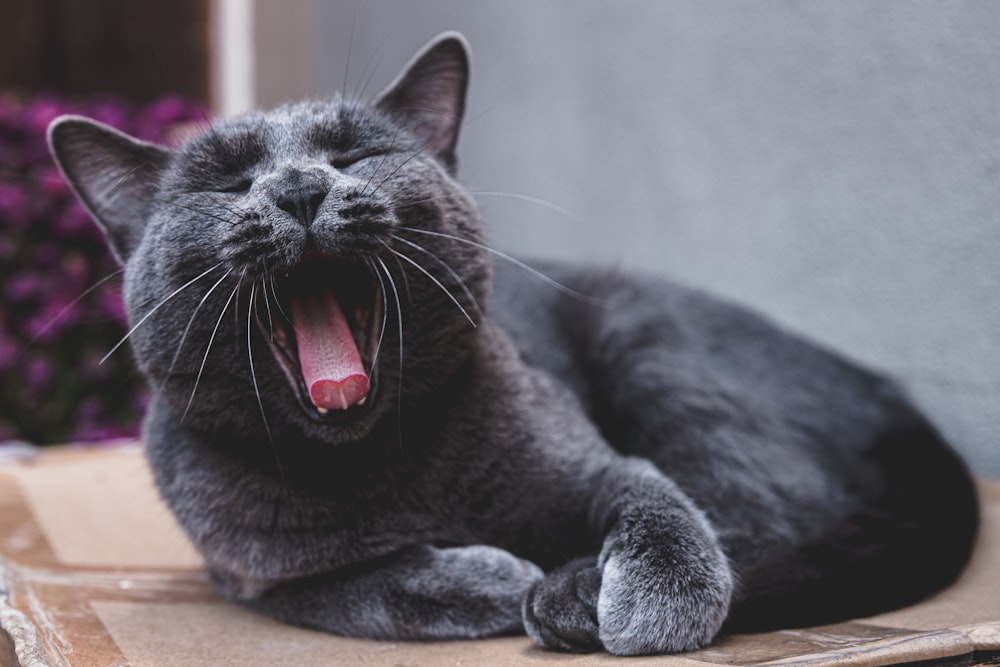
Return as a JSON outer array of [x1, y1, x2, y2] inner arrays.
[[47, 33, 977, 655]]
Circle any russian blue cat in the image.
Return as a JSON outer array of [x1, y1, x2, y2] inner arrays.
[[48, 33, 977, 655]]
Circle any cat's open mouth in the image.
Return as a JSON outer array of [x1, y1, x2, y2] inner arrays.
[[257, 256, 381, 422]]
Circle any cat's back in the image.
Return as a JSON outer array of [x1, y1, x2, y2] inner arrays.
[[489, 258, 895, 437]]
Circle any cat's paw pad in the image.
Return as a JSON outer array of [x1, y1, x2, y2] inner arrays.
[[522, 559, 602, 653], [596, 551, 732, 656]]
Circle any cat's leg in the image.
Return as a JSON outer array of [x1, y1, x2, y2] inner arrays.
[[219, 544, 543, 640], [524, 458, 733, 656]]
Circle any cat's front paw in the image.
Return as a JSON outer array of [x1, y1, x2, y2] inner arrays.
[[523, 542, 732, 656], [522, 558, 602, 653], [411, 545, 545, 638], [596, 542, 733, 656]]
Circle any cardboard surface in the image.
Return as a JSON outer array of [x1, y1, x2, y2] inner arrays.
[[0, 443, 997, 667]]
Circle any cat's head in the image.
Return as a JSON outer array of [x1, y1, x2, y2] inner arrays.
[[48, 33, 490, 444]]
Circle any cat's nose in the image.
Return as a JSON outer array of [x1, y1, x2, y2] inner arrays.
[[277, 186, 327, 227]]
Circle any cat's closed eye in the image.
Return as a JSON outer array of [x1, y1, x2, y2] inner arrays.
[[215, 178, 254, 194], [331, 152, 381, 170]]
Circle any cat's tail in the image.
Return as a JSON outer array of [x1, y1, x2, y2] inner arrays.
[[724, 415, 980, 631]]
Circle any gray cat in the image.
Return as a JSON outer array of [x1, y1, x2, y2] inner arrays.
[[48, 33, 977, 656]]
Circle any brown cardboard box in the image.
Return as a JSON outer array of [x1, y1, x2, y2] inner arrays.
[[1, 443, 997, 666]]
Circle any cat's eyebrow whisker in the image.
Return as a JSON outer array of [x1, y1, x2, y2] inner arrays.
[[102, 262, 223, 365], [391, 235, 484, 320], [383, 243, 476, 329], [167, 267, 234, 377], [353, 39, 389, 104], [341, 12, 356, 107], [346, 24, 394, 105], [183, 279, 241, 422], [398, 227, 605, 307], [247, 281, 273, 442], [361, 128, 402, 196], [367, 143, 430, 198]]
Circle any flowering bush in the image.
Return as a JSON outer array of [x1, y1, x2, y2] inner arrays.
[[0, 95, 207, 445]]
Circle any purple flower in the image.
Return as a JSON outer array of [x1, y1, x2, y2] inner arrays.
[[91, 102, 130, 133], [0, 335, 17, 370], [55, 206, 93, 236], [6, 274, 39, 303], [76, 396, 102, 423], [1, 93, 205, 445], [100, 285, 127, 321], [0, 182, 30, 228], [26, 99, 64, 133], [26, 356, 53, 389], [39, 166, 70, 198], [27, 294, 79, 341]]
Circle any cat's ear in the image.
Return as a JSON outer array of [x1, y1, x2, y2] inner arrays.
[[375, 32, 470, 173], [48, 115, 172, 264]]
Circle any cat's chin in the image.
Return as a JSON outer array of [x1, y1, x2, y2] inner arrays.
[[254, 255, 383, 425]]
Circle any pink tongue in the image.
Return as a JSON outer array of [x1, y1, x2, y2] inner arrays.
[[290, 288, 370, 411]]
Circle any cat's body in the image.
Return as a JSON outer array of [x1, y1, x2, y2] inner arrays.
[[49, 34, 977, 655]]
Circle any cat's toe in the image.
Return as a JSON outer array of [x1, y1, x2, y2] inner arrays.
[[522, 558, 602, 653]]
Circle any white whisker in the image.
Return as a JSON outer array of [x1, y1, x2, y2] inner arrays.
[[367, 143, 430, 197], [167, 268, 234, 377], [391, 235, 484, 320], [183, 280, 240, 421], [247, 281, 273, 441], [261, 271, 275, 342], [102, 262, 223, 364], [367, 257, 390, 370], [268, 273, 296, 333], [394, 190, 579, 222], [361, 127, 403, 196], [27, 268, 124, 347], [375, 256, 405, 451], [388, 251, 412, 305], [341, 12, 356, 104], [375, 256, 404, 402], [397, 227, 604, 306], [385, 244, 476, 328]]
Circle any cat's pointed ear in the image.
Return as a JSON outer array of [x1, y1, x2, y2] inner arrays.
[[374, 32, 470, 173], [48, 115, 172, 264]]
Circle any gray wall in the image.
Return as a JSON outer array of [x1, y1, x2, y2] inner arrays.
[[255, 1, 1000, 475]]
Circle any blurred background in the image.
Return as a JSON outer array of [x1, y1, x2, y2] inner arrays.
[[1, 1, 998, 476]]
